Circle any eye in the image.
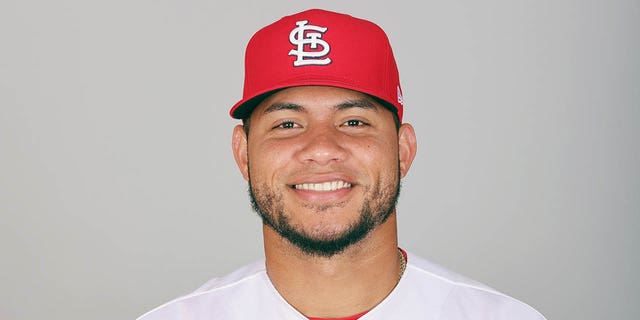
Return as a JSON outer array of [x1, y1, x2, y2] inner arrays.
[[274, 120, 299, 129], [343, 119, 367, 127]]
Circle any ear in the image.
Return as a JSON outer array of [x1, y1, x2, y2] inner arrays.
[[232, 125, 249, 181], [397, 123, 417, 178]]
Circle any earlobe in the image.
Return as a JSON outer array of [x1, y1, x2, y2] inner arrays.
[[397, 123, 417, 178], [232, 125, 250, 181]]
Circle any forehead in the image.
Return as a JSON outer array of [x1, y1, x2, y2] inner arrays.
[[250, 86, 386, 118]]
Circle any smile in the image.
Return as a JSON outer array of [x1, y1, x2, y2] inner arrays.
[[293, 180, 352, 192]]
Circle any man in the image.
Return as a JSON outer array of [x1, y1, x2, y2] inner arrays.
[[138, 9, 546, 319]]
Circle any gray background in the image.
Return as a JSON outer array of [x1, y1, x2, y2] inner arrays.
[[1, 0, 638, 319]]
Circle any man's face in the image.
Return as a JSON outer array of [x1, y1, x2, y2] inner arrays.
[[232, 86, 416, 257]]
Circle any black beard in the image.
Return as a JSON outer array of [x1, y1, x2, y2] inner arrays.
[[248, 171, 401, 258]]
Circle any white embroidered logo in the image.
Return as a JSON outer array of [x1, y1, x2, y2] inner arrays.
[[288, 20, 332, 67], [397, 86, 404, 105]]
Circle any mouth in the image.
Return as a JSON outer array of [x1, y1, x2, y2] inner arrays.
[[292, 180, 352, 192]]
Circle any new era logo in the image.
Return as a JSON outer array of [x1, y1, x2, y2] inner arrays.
[[288, 20, 332, 67]]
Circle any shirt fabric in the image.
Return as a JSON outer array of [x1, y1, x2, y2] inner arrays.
[[137, 251, 546, 320]]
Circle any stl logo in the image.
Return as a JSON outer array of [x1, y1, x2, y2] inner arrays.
[[288, 20, 332, 67]]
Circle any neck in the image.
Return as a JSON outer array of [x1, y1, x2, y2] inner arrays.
[[263, 213, 401, 318]]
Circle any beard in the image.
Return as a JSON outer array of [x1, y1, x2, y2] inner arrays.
[[248, 168, 401, 258]]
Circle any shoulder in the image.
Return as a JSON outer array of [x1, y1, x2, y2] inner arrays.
[[191, 259, 266, 294], [136, 260, 270, 320], [400, 252, 547, 320]]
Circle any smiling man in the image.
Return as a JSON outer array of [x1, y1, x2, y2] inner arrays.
[[238, 86, 408, 261], [138, 9, 546, 320]]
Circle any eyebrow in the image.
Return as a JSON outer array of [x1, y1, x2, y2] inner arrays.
[[262, 98, 379, 115], [262, 103, 306, 114], [335, 98, 378, 112]]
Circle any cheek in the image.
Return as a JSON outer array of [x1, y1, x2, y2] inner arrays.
[[354, 145, 398, 183], [248, 142, 294, 178], [359, 139, 398, 164]]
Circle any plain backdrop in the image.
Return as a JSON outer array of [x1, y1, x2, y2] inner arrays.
[[1, 0, 638, 319]]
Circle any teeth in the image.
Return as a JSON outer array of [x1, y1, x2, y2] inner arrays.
[[294, 180, 352, 191]]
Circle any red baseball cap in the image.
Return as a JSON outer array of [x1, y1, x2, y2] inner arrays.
[[230, 9, 404, 122]]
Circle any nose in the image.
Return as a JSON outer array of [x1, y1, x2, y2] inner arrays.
[[295, 126, 347, 166]]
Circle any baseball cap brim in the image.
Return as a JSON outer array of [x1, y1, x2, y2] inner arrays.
[[230, 80, 399, 120]]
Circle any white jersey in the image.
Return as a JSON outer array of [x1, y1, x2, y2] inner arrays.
[[137, 251, 546, 319]]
